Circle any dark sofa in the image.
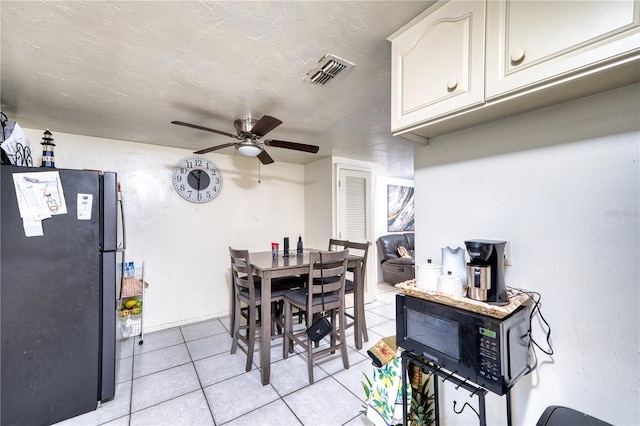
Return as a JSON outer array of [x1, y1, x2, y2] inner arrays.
[[376, 233, 415, 284]]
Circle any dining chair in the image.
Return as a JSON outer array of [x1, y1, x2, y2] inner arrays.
[[282, 249, 350, 384], [343, 240, 371, 345], [229, 247, 290, 372], [328, 238, 348, 251], [286, 238, 347, 287]]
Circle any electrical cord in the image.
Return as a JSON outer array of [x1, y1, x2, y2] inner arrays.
[[507, 287, 554, 374]]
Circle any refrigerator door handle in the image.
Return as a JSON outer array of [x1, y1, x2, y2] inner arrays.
[[118, 199, 126, 250], [117, 185, 126, 301], [117, 183, 126, 250]]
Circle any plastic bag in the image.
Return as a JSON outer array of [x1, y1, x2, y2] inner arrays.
[[1, 120, 33, 166], [364, 353, 411, 426]]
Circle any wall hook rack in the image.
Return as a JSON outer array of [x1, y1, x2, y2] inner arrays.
[[401, 351, 497, 426], [441, 370, 457, 383], [455, 378, 468, 390]]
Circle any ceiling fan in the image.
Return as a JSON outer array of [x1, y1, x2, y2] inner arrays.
[[171, 115, 320, 165]]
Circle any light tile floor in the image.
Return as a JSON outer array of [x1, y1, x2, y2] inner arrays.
[[56, 283, 399, 426]]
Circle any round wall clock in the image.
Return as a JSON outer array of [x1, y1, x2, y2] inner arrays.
[[172, 156, 223, 203]]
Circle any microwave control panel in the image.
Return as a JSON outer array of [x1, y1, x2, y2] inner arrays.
[[478, 326, 501, 383]]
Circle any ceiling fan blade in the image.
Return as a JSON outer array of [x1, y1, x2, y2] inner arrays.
[[257, 150, 275, 165], [250, 115, 282, 137], [194, 142, 237, 154], [171, 121, 237, 139], [265, 139, 320, 154]]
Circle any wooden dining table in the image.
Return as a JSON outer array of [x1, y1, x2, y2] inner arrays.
[[249, 249, 366, 385]]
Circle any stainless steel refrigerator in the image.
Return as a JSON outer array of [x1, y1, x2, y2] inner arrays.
[[0, 165, 122, 425]]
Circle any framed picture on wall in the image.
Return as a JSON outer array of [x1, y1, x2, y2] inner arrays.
[[387, 185, 414, 232]]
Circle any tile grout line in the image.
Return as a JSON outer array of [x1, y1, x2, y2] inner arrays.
[[179, 324, 219, 425]]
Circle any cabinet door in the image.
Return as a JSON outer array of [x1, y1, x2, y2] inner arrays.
[[486, 0, 640, 99], [389, 1, 486, 132]]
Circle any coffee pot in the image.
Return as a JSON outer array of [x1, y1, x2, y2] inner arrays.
[[464, 239, 508, 305]]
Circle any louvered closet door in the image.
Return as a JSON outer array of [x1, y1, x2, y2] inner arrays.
[[344, 175, 366, 241], [338, 168, 370, 242], [337, 166, 374, 301]]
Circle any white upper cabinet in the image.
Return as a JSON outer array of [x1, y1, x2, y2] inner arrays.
[[389, 0, 640, 139], [485, 1, 640, 99], [388, 1, 486, 132]]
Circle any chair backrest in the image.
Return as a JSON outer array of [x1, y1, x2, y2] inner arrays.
[[344, 240, 371, 280], [306, 250, 349, 311], [328, 238, 348, 251], [229, 247, 256, 300]]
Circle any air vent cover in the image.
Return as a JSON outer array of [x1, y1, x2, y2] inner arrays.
[[303, 54, 355, 86]]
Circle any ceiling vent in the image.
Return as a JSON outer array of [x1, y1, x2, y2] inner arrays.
[[303, 54, 355, 87]]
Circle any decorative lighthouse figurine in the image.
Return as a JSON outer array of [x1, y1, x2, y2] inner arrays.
[[40, 129, 56, 168]]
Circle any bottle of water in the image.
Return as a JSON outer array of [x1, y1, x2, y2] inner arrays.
[[125, 261, 135, 277]]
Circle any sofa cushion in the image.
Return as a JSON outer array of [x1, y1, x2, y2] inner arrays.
[[404, 233, 414, 249], [385, 257, 414, 266]]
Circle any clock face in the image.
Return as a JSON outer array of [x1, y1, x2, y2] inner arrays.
[[172, 156, 223, 203]]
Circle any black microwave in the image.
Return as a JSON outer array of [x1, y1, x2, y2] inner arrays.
[[396, 293, 531, 395]]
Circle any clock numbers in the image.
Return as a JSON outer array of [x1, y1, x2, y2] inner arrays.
[[172, 156, 223, 203]]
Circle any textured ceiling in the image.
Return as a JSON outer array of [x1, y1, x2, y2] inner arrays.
[[1, 1, 434, 179]]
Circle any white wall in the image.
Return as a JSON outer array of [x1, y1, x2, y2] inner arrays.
[[22, 128, 306, 332], [413, 84, 639, 425], [304, 156, 334, 251]]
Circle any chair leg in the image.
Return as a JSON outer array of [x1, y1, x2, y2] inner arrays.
[[339, 309, 350, 370], [312, 312, 321, 349], [272, 300, 286, 334], [330, 309, 337, 354], [307, 334, 315, 385], [283, 300, 291, 360], [271, 301, 280, 336], [361, 302, 369, 342], [230, 296, 241, 354], [230, 281, 236, 337], [347, 298, 369, 346], [245, 304, 256, 372]]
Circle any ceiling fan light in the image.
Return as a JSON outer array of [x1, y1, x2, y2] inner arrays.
[[237, 144, 262, 157]]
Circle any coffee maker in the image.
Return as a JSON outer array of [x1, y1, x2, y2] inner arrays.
[[464, 239, 508, 305]]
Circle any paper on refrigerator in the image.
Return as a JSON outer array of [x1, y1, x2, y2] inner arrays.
[[12, 171, 68, 237]]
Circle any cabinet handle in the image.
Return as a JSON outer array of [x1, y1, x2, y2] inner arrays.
[[446, 78, 458, 91], [510, 48, 525, 65]]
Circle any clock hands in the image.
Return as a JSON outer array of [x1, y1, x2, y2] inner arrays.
[[186, 169, 212, 202], [194, 170, 202, 191]]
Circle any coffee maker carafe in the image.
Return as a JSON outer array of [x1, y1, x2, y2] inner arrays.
[[464, 239, 508, 305]]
